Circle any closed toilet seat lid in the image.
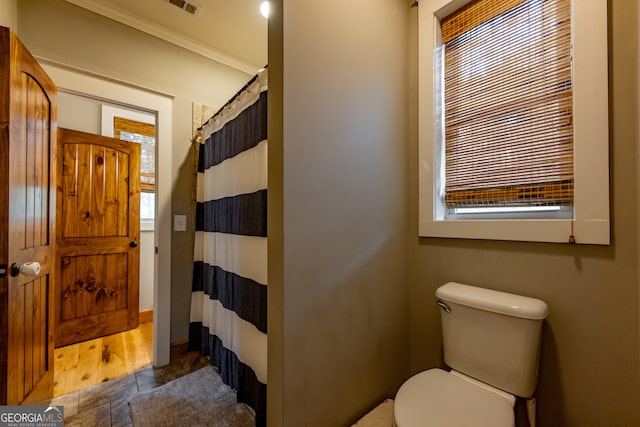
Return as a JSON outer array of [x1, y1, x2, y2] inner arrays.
[[394, 369, 515, 427]]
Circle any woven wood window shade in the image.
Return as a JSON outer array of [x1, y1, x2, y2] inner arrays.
[[441, 0, 573, 209], [114, 117, 156, 193]]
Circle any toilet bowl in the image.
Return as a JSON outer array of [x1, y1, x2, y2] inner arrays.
[[394, 369, 515, 427], [393, 282, 548, 427]]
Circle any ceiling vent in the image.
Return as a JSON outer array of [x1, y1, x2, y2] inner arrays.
[[165, 0, 203, 17]]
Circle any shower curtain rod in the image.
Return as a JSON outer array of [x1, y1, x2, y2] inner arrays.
[[199, 64, 268, 130]]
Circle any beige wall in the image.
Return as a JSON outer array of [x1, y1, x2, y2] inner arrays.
[[269, 0, 411, 425], [56, 92, 101, 134], [0, 0, 18, 31], [408, 0, 640, 426], [16, 0, 257, 344]]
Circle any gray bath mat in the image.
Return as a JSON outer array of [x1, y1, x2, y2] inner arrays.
[[128, 365, 255, 427]]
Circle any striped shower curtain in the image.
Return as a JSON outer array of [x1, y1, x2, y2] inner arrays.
[[189, 68, 267, 427]]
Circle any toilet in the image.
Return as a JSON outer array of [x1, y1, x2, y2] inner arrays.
[[394, 282, 548, 427]]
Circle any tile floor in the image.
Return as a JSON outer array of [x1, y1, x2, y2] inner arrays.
[[50, 352, 210, 426]]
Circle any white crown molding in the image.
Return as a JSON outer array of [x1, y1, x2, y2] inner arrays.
[[64, 0, 259, 75]]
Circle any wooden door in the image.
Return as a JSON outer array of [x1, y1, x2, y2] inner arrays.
[[55, 128, 140, 347], [0, 27, 57, 405]]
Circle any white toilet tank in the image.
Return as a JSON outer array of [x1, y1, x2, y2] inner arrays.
[[436, 282, 549, 398]]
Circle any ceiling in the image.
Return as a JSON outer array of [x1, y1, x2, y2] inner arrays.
[[65, 0, 268, 74]]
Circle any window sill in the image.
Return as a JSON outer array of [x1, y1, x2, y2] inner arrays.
[[419, 218, 610, 245], [141, 221, 155, 232]]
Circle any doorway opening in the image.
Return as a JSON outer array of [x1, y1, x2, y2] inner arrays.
[[54, 104, 157, 396], [41, 61, 173, 394]]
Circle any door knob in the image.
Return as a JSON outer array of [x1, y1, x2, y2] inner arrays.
[[10, 262, 41, 277], [129, 241, 138, 248]]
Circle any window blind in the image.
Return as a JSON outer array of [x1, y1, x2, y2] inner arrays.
[[114, 117, 156, 193], [441, 0, 573, 209]]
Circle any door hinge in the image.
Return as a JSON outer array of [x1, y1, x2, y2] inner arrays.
[[0, 264, 7, 278]]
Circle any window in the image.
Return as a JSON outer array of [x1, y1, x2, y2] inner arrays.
[[114, 117, 156, 193], [418, 0, 609, 244]]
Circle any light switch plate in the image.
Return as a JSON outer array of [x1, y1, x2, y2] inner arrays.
[[174, 214, 187, 231]]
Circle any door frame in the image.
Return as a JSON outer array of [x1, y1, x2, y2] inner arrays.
[[41, 60, 173, 366]]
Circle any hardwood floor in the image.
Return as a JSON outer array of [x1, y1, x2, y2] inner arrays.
[[53, 322, 154, 397]]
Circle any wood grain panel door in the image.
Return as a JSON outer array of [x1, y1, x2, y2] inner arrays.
[[55, 128, 140, 347], [0, 27, 57, 405]]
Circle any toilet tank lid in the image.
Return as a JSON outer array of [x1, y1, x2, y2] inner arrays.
[[436, 282, 549, 320]]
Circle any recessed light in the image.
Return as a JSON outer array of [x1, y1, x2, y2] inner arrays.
[[260, 1, 269, 18]]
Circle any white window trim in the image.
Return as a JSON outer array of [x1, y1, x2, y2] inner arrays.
[[418, 0, 610, 244], [101, 104, 156, 136]]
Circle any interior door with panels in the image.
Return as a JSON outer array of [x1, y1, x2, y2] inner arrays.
[[0, 26, 57, 405], [56, 128, 140, 347]]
